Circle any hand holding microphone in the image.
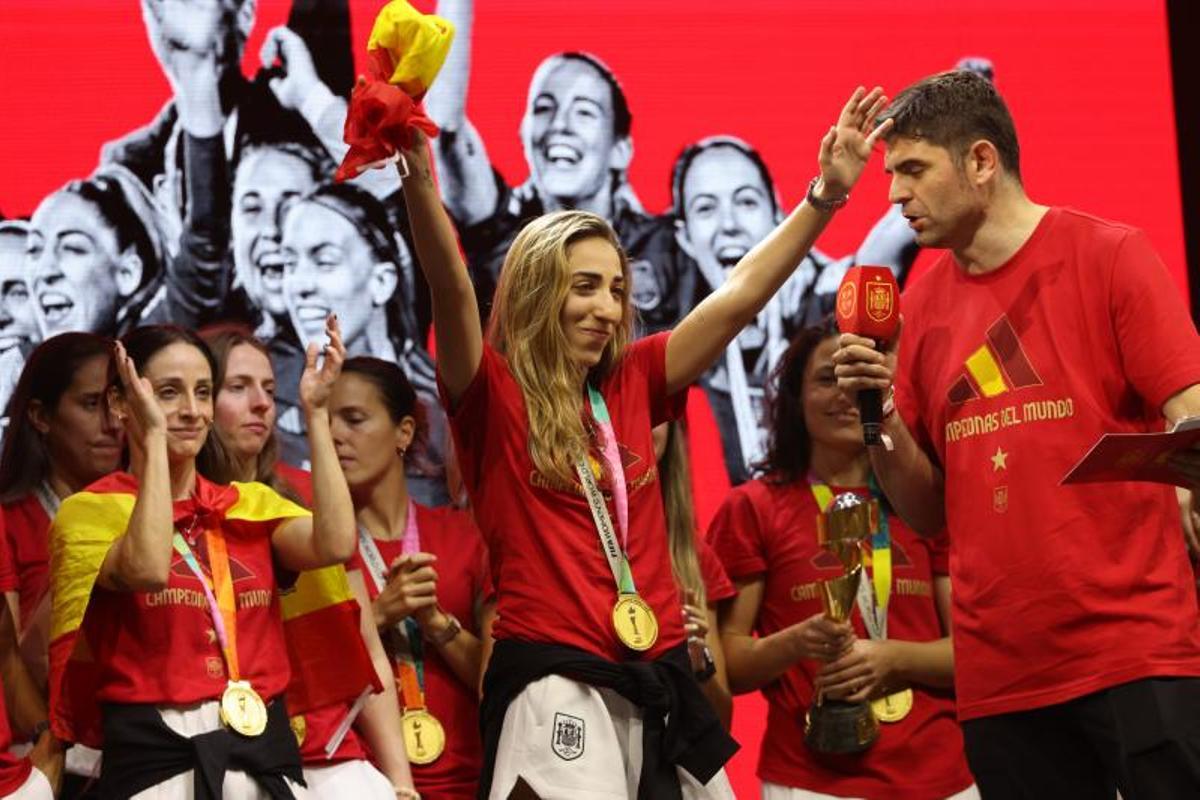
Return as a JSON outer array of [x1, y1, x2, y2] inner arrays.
[[832, 266, 901, 447]]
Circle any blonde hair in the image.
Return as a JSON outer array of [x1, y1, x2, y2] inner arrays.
[[488, 210, 633, 486], [660, 421, 705, 608]]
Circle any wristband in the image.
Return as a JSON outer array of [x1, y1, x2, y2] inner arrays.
[[426, 613, 462, 647], [395, 787, 421, 800], [806, 177, 849, 213]]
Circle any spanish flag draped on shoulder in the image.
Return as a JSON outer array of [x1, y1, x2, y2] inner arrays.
[[49, 472, 380, 747]]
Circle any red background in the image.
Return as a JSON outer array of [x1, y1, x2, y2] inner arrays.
[[0, 1, 1184, 794]]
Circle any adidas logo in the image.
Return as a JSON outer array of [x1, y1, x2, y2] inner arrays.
[[946, 316, 1042, 405]]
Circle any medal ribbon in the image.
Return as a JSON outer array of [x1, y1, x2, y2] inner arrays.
[[33, 481, 62, 520], [357, 501, 428, 711], [172, 527, 242, 683], [808, 475, 892, 640], [576, 385, 637, 595]]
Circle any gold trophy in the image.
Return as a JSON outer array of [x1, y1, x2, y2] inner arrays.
[[804, 491, 880, 754]]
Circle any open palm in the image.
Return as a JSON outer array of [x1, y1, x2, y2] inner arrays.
[[818, 86, 893, 197], [299, 315, 347, 412]]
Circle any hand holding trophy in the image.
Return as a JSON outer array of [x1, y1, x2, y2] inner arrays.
[[804, 492, 880, 754]]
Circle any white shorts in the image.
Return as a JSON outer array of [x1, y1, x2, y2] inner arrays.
[[303, 759, 395, 799], [1, 768, 53, 800], [762, 780, 981, 800], [65, 744, 101, 780], [489, 674, 734, 800], [128, 701, 309, 800]]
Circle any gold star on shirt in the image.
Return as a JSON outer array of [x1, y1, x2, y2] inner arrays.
[[991, 447, 1009, 471], [205, 627, 217, 645]]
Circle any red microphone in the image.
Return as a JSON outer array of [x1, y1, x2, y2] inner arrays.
[[835, 266, 901, 446]]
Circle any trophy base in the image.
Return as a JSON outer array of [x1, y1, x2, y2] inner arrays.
[[805, 700, 879, 755]]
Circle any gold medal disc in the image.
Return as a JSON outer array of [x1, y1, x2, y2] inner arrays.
[[612, 593, 658, 651], [870, 687, 914, 723], [402, 709, 446, 764], [220, 680, 268, 737]]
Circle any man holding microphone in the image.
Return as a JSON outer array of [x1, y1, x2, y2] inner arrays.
[[834, 69, 1200, 798]]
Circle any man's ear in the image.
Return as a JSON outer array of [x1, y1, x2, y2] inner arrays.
[[369, 262, 399, 307], [967, 139, 1001, 186], [114, 249, 144, 298], [608, 136, 633, 173]]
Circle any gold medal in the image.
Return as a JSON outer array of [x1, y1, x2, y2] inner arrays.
[[220, 680, 268, 737], [401, 708, 446, 764], [870, 687, 914, 723], [290, 715, 306, 746], [612, 593, 658, 651]]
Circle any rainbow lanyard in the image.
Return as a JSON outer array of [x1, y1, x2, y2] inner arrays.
[[172, 525, 244, 684], [808, 476, 892, 640], [357, 502, 429, 708], [578, 385, 638, 596]]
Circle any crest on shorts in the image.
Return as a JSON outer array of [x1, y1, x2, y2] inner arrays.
[[551, 712, 585, 761]]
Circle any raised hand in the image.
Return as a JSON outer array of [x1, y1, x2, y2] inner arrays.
[[817, 86, 894, 199], [112, 340, 167, 446], [299, 315, 346, 414], [140, 0, 224, 136], [141, 0, 224, 77], [260, 26, 321, 112]]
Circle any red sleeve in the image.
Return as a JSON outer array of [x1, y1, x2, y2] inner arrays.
[[1108, 229, 1200, 411], [696, 535, 736, 603], [0, 511, 16, 593], [893, 301, 938, 461], [705, 484, 769, 581], [924, 529, 951, 576], [438, 344, 502, 495], [622, 331, 686, 427]]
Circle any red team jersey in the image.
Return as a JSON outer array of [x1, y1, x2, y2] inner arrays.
[[0, 518, 34, 794], [348, 503, 490, 799], [708, 479, 973, 799], [443, 333, 687, 662], [697, 536, 735, 604], [1, 493, 52, 628], [894, 207, 1200, 720], [49, 472, 310, 746]]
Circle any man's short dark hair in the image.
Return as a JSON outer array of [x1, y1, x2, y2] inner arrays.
[[879, 70, 1021, 181], [554, 52, 633, 140], [670, 136, 779, 220]]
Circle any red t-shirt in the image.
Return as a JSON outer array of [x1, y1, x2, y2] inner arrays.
[[443, 333, 687, 661], [348, 503, 489, 799], [1, 493, 52, 628], [895, 207, 1200, 720], [0, 519, 34, 793], [697, 536, 735, 604], [83, 473, 304, 706], [708, 479, 973, 799]]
